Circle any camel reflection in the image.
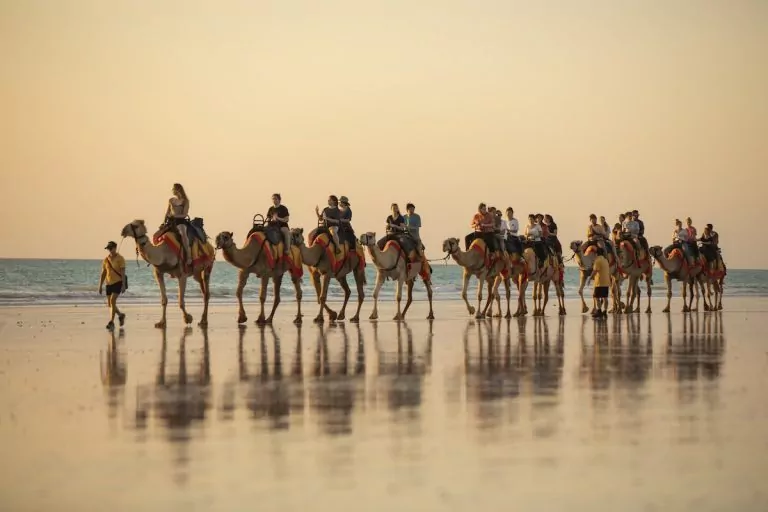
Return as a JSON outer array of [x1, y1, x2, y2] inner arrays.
[[579, 314, 654, 397], [308, 323, 366, 436], [233, 325, 305, 430], [134, 327, 212, 444], [372, 321, 433, 412], [100, 329, 127, 420], [665, 313, 725, 383]]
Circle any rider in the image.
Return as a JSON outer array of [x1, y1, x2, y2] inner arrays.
[[544, 214, 563, 263], [668, 218, 693, 263], [315, 195, 341, 252], [686, 217, 700, 260], [525, 214, 546, 268], [338, 195, 354, 246], [465, 203, 497, 253], [582, 214, 611, 257], [166, 183, 192, 268], [699, 223, 719, 269], [633, 210, 649, 251], [267, 193, 291, 256], [600, 215, 610, 235], [501, 207, 522, 255], [405, 202, 425, 259], [383, 203, 407, 248]]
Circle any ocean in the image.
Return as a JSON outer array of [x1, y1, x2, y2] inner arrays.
[[1, 257, 766, 306]]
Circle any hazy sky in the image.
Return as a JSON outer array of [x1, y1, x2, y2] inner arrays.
[[1, 0, 766, 268]]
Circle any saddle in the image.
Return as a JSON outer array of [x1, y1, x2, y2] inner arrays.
[[158, 217, 207, 245], [248, 214, 283, 246]]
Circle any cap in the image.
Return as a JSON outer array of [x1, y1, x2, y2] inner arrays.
[[105, 241, 117, 250], [706, 223, 713, 229], [339, 195, 350, 205]]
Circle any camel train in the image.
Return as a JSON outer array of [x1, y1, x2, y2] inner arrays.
[[119, 213, 726, 327]]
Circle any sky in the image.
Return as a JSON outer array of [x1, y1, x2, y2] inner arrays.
[[1, 0, 766, 268]]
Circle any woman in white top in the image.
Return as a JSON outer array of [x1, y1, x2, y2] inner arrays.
[[166, 183, 191, 267], [501, 207, 521, 254], [525, 214, 546, 266]]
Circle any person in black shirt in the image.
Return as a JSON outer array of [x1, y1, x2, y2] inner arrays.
[[544, 214, 563, 263], [266, 193, 291, 255], [378, 203, 406, 249], [315, 195, 342, 251], [632, 210, 648, 251]]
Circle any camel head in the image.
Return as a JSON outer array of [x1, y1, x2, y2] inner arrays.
[[570, 240, 583, 253], [648, 245, 663, 259], [121, 220, 147, 239], [215, 231, 235, 250], [359, 232, 376, 247], [442, 237, 460, 254], [290, 228, 305, 246]]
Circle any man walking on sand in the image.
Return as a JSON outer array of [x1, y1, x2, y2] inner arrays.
[[98, 241, 127, 331]]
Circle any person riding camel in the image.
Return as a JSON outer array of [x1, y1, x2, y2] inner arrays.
[[404, 202, 425, 259], [501, 207, 522, 255], [686, 217, 701, 260], [380, 203, 407, 249], [525, 214, 546, 268], [620, 210, 641, 262], [544, 214, 563, 264], [165, 183, 192, 269], [582, 214, 614, 259], [465, 203, 500, 258], [267, 193, 291, 256], [338, 195, 354, 248], [699, 223, 720, 269], [667, 218, 693, 263], [315, 195, 341, 253], [600, 215, 610, 236], [633, 210, 649, 251]]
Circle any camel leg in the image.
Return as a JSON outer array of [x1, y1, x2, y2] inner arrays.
[[645, 276, 652, 313], [558, 279, 566, 315], [199, 268, 211, 327], [475, 273, 486, 319], [393, 277, 404, 321], [153, 268, 168, 328], [401, 280, 415, 319], [541, 282, 550, 316], [578, 271, 589, 313], [314, 273, 334, 323], [681, 280, 690, 313], [663, 273, 672, 313], [264, 274, 283, 324], [311, 270, 322, 304], [236, 270, 250, 324], [504, 277, 512, 318], [351, 270, 365, 323], [514, 277, 527, 317], [256, 276, 268, 324], [482, 278, 495, 317], [336, 275, 352, 321], [293, 277, 303, 325], [460, 270, 475, 316], [690, 279, 699, 312], [424, 279, 435, 320], [178, 274, 193, 325], [369, 271, 385, 321]]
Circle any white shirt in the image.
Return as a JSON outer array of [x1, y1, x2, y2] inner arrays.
[[674, 228, 689, 243], [501, 218, 519, 238], [525, 223, 542, 241]]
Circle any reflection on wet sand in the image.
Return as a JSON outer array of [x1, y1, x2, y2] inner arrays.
[[228, 325, 306, 431], [134, 327, 212, 481], [462, 317, 565, 434], [308, 323, 366, 436], [100, 329, 127, 420], [665, 312, 726, 382], [373, 321, 432, 413]]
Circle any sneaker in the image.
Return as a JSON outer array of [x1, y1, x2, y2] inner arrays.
[[106, 321, 115, 331], [118, 313, 126, 327]]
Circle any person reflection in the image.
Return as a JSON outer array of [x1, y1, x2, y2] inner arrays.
[[100, 328, 127, 420], [309, 323, 365, 436], [238, 325, 304, 431]]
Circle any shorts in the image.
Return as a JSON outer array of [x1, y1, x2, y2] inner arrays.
[[593, 286, 609, 299], [106, 282, 124, 296]]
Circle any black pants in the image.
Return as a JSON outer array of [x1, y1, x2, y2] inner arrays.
[[532, 241, 547, 264], [465, 232, 498, 252], [638, 236, 649, 251], [504, 236, 523, 255]]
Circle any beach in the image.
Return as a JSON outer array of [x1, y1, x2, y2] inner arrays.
[[1, 299, 768, 511]]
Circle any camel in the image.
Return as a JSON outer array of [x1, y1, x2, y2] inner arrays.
[[121, 219, 214, 328], [215, 230, 303, 325], [359, 232, 434, 321], [442, 237, 509, 319], [520, 246, 566, 316], [700, 254, 726, 311], [569, 241, 624, 314], [291, 228, 366, 324], [648, 245, 707, 313], [490, 251, 534, 318], [615, 239, 654, 314]]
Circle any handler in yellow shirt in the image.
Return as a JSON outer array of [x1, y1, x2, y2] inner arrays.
[[589, 247, 611, 318], [98, 241, 127, 331]]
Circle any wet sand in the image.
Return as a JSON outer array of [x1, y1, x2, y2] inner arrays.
[[1, 299, 768, 511]]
